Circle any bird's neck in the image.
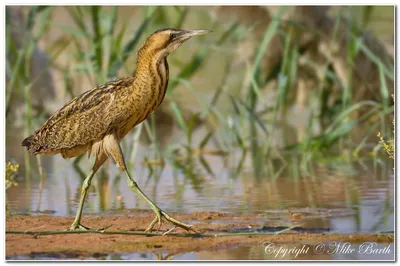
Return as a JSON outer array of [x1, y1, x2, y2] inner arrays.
[[134, 48, 170, 109]]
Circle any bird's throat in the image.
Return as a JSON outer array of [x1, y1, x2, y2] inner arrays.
[[134, 50, 170, 122]]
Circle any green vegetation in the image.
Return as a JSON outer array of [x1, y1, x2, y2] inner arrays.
[[6, 6, 394, 182], [378, 120, 394, 160], [6, 162, 19, 190], [6, 162, 19, 216], [377, 94, 394, 160]]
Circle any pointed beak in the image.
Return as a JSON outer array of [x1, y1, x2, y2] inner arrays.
[[175, 29, 212, 41], [183, 29, 212, 37]]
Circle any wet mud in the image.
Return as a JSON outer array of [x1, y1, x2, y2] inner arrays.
[[6, 211, 394, 259]]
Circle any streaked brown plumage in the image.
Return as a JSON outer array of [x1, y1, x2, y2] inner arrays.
[[22, 28, 211, 233]]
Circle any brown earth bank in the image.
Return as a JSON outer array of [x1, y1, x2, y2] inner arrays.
[[6, 211, 394, 259]]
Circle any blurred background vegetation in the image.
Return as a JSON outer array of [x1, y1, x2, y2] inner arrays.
[[5, 6, 394, 229], [6, 6, 394, 174]]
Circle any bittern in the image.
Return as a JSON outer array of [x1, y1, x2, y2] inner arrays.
[[22, 28, 212, 233]]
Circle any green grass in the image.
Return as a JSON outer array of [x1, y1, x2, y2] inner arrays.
[[6, 6, 394, 183]]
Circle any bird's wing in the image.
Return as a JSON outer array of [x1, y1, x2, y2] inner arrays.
[[34, 77, 135, 151]]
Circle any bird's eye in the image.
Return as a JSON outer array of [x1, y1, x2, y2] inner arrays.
[[169, 32, 176, 39]]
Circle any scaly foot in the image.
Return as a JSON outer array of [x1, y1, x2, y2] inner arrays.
[[145, 209, 195, 234], [69, 223, 111, 231], [69, 222, 92, 231]]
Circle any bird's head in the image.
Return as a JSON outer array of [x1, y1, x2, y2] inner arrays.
[[138, 28, 212, 57]]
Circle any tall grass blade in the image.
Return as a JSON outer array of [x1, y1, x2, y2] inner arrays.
[[109, 22, 128, 70], [6, 49, 24, 115], [251, 7, 286, 77], [199, 131, 213, 149], [378, 62, 389, 110], [169, 23, 237, 91], [199, 156, 215, 178], [169, 47, 208, 90], [108, 12, 152, 77], [26, 6, 50, 31], [230, 96, 268, 135], [91, 6, 103, 74], [174, 7, 188, 28], [67, 6, 90, 38], [170, 102, 188, 133], [359, 42, 394, 80]]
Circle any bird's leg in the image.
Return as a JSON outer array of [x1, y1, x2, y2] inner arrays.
[[70, 152, 108, 231], [70, 170, 96, 231], [107, 133, 193, 233], [124, 170, 193, 232]]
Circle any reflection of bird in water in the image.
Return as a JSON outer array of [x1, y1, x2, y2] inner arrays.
[[22, 28, 212, 233]]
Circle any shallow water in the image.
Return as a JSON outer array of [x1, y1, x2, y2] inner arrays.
[[6, 124, 394, 261], [8, 242, 395, 261], [7, 141, 394, 235], [114, 242, 395, 260]]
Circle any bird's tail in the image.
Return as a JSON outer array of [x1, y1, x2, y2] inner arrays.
[[21, 136, 33, 147], [21, 135, 40, 155]]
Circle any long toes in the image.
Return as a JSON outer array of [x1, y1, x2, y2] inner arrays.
[[162, 226, 177, 236], [69, 225, 79, 231], [147, 210, 194, 234], [145, 217, 158, 232], [175, 223, 193, 232], [187, 225, 198, 233], [157, 220, 163, 232], [97, 224, 113, 232], [162, 215, 193, 232], [69, 223, 92, 231]]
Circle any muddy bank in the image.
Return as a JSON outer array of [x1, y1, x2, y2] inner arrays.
[[6, 211, 394, 259]]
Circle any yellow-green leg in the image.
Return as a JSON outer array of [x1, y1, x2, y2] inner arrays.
[[70, 170, 96, 230], [124, 170, 193, 232], [102, 133, 194, 233], [70, 152, 107, 231]]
